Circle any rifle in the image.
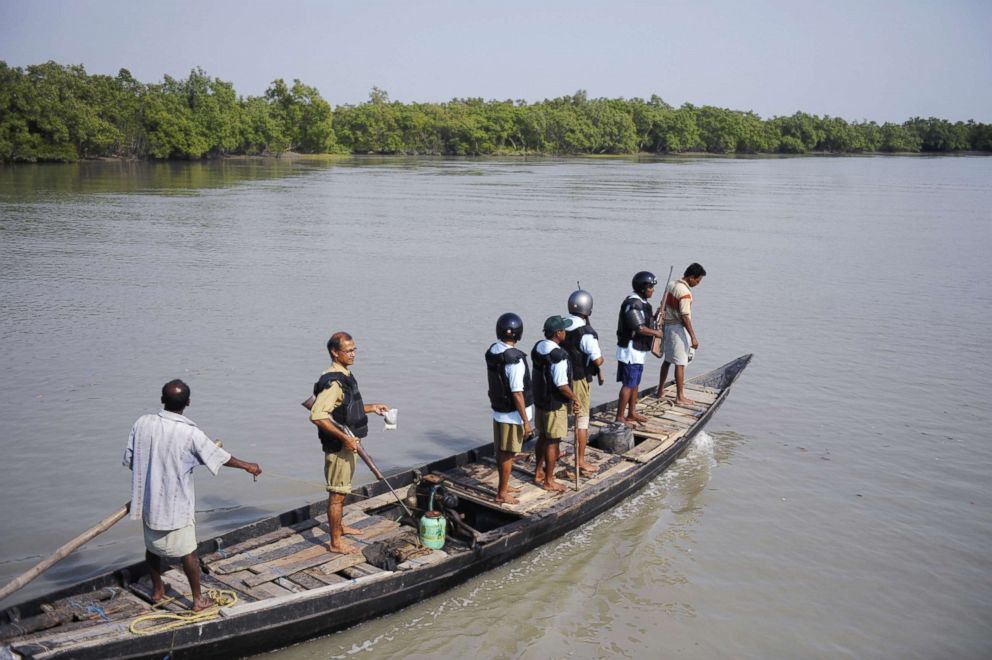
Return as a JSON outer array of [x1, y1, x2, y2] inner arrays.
[[650, 266, 674, 358]]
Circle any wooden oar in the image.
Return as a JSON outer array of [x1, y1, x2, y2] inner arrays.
[[0, 503, 130, 602], [0, 438, 229, 603]]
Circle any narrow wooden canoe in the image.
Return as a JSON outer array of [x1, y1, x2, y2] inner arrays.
[[0, 354, 751, 660]]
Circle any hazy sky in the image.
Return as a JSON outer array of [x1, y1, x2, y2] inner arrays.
[[2, 0, 990, 122]]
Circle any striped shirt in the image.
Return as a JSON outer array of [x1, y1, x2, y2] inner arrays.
[[123, 410, 231, 531], [663, 279, 693, 325]]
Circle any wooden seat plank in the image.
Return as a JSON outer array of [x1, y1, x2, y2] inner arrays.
[[310, 553, 368, 577], [285, 571, 327, 590], [208, 569, 294, 601], [627, 430, 686, 464], [624, 437, 663, 461], [210, 525, 329, 574], [302, 568, 348, 585], [202, 517, 322, 565], [340, 562, 384, 578], [273, 577, 307, 593]]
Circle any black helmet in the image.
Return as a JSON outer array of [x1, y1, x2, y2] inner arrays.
[[631, 271, 658, 295], [495, 312, 523, 342], [567, 289, 593, 316]]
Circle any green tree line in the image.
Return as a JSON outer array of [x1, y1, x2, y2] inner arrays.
[[2, 61, 990, 162]]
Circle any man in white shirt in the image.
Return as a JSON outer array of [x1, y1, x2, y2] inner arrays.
[[615, 271, 664, 426], [531, 315, 578, 492], [563, 289, 605, 475], [485, 313, 534, 505], [124, 379, 261, 611]]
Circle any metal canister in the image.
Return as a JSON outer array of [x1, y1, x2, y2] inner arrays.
[[419, 511, 446, 549]]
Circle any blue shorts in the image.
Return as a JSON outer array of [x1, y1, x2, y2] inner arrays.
[[616, 362, 644, 388]]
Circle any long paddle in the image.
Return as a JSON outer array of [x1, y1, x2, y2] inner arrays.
[[301, 397, 413, 518], [0, 439, 230, 603], [0, 503, 130, 602]]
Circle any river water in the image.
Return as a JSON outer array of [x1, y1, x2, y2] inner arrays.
[[0, 155, 989, 658]]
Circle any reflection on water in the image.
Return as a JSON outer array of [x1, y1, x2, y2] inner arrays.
[[1, 155, 990, 658], [0, 158, 319, 198]]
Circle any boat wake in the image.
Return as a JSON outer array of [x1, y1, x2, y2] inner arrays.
[[319, 431, 719, 658]]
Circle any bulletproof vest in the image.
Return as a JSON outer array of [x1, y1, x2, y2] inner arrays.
[[313, 370, 369, 451], [562, 323, 600, 382], [485, 344, 534, 414], [531, 342, 573, 411], [616, 296, 654, 352]]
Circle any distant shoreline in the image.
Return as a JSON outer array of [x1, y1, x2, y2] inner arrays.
[[6, 150, 990, 166], [3, 62, 989, 164]]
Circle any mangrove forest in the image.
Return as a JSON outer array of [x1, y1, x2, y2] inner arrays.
[[2, 61, 990, 163]]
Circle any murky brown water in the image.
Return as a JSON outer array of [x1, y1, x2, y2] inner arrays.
[[1, 155, 990, 658]]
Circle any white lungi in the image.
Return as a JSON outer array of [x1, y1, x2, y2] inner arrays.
[[663, 324, 690, 366]]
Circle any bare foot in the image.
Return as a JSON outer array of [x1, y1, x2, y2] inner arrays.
[[578, 462, 600, 474], [630, 412, 648, 423], [342, 525, 362, 536], [329, 539, 362, 554], [494, 493, 520, 505], [190, 596, 215, 612], [541, 480, 567, 492], [675, 397, 696, 406], [533, 474, 545, 487], [619, 417, 639, 428], [507, 484, 522, 493], [151, 589, 165, 603]]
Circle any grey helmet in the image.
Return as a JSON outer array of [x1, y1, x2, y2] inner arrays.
[[495, 312, 524, 342], [631, 271, 658, 296], [567, 289, 594, 316]]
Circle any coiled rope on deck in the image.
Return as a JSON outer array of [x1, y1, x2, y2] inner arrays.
[[129, 588, 238, 635]]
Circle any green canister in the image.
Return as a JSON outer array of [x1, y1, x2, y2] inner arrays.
[[419, 511, 446, 549]]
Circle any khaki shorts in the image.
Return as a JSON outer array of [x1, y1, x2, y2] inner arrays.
[[537, 407, 568, 440], [572, 378, 591, 418], [663, 324, 690, 366], [143, 521, 197, 558], [325, 447, 357, 495], [493, 420, 525, 454]]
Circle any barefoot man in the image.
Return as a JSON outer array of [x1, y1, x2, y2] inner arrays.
[[562, 288, 604, 476], [310, 332, 390, 553], [486, 313, 535, 505], [658, 263, 706, 405], [124, 379, 261, 611], [615, 271, 664, 426], [531, 315, 579, 492]]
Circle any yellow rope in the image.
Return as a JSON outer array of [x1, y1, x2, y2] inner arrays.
[[129, 589, 238, 635]]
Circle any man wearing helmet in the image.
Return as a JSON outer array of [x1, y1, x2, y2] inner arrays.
[[563, 289, 604, 475], [615, 271, 664, 426], [485, 313, 535, 505]]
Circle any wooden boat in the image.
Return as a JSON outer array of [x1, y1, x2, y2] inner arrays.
[[0, 354, 751, 660]]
